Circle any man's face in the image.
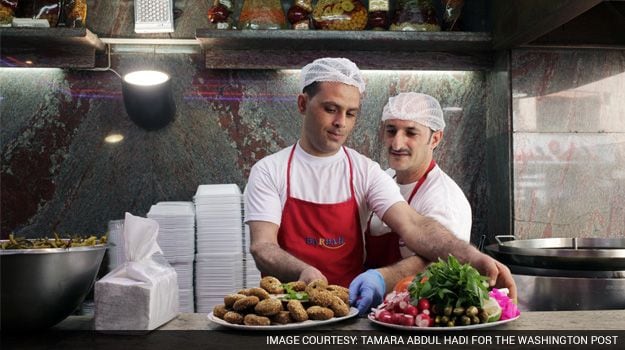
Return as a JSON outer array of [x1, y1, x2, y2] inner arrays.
[[384, 119, 442, 174], [298, 82, 361, 157]]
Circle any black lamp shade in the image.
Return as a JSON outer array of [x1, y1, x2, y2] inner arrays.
[[122, 71, 176, 130]]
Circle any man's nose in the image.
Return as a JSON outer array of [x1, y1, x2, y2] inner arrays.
[[391, 132, 406, 149], [333, 112, 346, 127]]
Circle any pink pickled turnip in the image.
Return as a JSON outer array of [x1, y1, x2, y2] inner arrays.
[[489, 288, 520, 320]]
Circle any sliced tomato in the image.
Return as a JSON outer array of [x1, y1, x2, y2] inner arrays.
[[393, 275, 416, 293]]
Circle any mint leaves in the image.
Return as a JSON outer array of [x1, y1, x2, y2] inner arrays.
[[408, 255, 489, 308]]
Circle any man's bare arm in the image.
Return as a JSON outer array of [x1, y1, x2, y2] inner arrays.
[[248, 220, 327, 283], [377, 255, 429, 293]]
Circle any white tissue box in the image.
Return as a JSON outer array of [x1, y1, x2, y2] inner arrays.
[[95, 263, 179, 331]]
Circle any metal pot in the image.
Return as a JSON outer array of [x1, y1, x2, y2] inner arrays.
[[1, 242, 106, 329], [485, 236, 625, 311]]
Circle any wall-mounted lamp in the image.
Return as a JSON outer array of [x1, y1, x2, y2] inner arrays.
[[122, 70, 176, 131]]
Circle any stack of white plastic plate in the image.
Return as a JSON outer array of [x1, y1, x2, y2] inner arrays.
[[194, 252, 244, 313], [106, 219, 126, 271], [193, 184, 244, 313], [243, 224, 261, 288], [147, 201, 196, 312]]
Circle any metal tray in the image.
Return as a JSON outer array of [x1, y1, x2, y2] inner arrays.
[[485, 236, 625, 270]]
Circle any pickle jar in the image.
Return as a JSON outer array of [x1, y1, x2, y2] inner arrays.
[[238, 0, 287, 29], [391, 0, 440, 31]]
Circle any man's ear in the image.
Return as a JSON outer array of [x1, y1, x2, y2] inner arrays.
[[431, 130, 443, 149], [297, 94, 307, 113]]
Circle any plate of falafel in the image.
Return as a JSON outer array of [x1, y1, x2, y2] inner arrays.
[[208, 276, 359, 329]]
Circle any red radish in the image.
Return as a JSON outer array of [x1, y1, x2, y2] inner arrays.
[[397, 300, 409, 312], [391, 312, 403, 325], [399, 314, 415, 326], [373, 308, 385, 319], [415, 313, 434, 327], [417, 298, 430, 312], [377, 310, 393, 324], [404, 305, 418, 316], [421, 309, 431, 316]]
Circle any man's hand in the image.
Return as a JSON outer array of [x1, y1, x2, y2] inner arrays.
[[349, 269, 386, 316], [470, 253, 517, 301], [298, 266, 327, 284]]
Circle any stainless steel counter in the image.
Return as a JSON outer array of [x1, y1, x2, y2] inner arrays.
[[55, 310, 625, 331]]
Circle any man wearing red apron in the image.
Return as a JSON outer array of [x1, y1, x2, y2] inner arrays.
[[355, 93, 473, 311], [277, 144, 363, 287], [364, 159, 437, 268]]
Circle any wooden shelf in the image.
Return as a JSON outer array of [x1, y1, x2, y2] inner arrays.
[[196, 29, 494, 70], [0, 27, 105, 68]]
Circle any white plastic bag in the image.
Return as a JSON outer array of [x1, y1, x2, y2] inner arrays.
[[95, 212, 179, 331]]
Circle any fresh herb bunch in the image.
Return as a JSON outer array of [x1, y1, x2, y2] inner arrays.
[[408, 255, 490, 308], [281, 283, 308, 301]]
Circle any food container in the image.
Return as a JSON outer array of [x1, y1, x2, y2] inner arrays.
[[0, 0, 19, 25], [238, 0, 287, 29], [390, 0, 440, 31], [312, 0, 367, 31], [1, 240, 107, 329], [485, 236, 625, 311], [366, 0, 389, 30], [287, 0, 312, 29]]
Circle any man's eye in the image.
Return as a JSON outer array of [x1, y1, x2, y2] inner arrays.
[[347, 112, 358, 118], [385, 129, 397, 135], [326, 108, 336, 113]]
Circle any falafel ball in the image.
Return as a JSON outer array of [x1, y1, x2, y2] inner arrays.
[[271, 311, 293, 325], [232, 295, 260, 312], [247, 287, 271, 300], [254, 298, 283, 316], [212, 304, 229, 319], [285, 281, 307, 292], [310, 290, 335, 308], [260, 276, 284, 294], [306, 305, 334, 320], [223, 311, 244, 324], [224, 293, 247, 308], [243, 314, 271, 326], [305, 279, 328, 295], [287, 300, 309, 322]]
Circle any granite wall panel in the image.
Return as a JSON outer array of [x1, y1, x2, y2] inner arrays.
[[512, 49, 625, 239], [1, 54, 488, 243]]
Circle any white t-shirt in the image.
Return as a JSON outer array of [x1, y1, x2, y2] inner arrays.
[[368, 165, 472, 257], [244, 142, 405, 232]]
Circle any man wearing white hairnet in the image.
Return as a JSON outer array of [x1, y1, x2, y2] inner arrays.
[[357, 92, 472, 296], [244, 57, 516, 315]]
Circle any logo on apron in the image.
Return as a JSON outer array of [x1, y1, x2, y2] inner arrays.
[[305, 236, 346, 249]]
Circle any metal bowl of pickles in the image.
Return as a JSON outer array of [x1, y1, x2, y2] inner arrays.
[[0, 235, 107, 330]]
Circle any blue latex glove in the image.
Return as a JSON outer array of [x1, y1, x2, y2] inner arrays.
[[349, 269, 386, 316]]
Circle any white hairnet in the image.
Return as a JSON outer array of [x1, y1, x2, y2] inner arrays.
[[300, 57, 365, 94], [381, 92, 446, 131]]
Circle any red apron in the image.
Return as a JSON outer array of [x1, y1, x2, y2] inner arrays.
[[364, 160, 436, 269], [277, 145, 364, 287]]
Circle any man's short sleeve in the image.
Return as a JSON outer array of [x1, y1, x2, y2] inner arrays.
[[244, 161, 283, 226]]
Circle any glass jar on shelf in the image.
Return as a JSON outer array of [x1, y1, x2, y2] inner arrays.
[[367, 0, 389, 30], [0, 0, 19, 25], [238, 0, 287, 30], [287, 0, 312, 30], [390, 0, 440, 31], [311, 0, 367, 31], [207, 0, 234, 29]]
